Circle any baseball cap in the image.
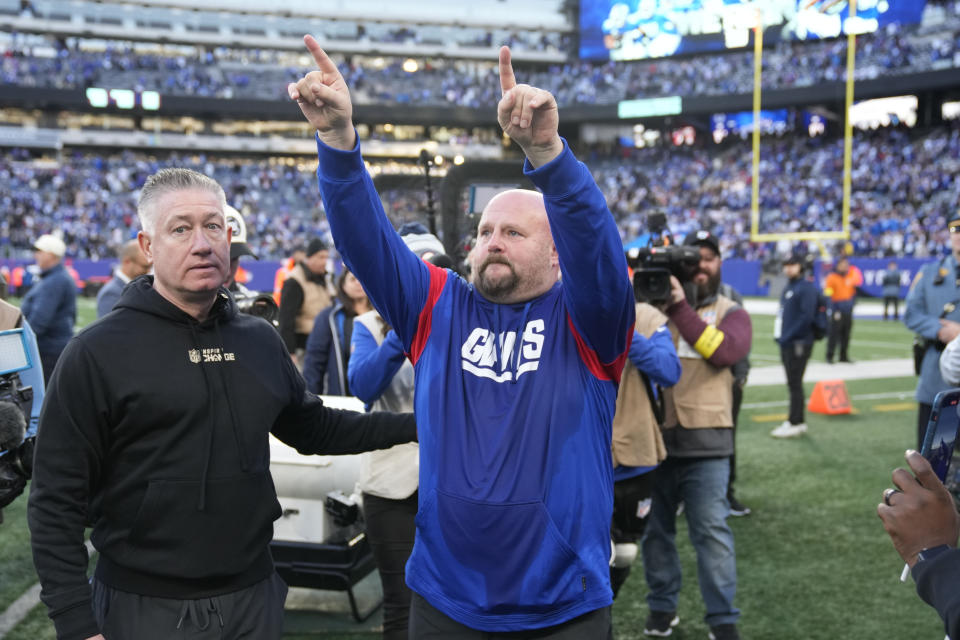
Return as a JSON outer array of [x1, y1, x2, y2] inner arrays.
[[783, 252, 805, 265], [399, 222, 445, 260], [225, 206, 257, 260], [949, 211, 960, 233], [683, 229, 720, 257], [34, 234, 66, 258]]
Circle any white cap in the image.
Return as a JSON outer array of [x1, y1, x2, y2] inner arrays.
[[225, 205, 256, 259], [34, 234, 66, 258]]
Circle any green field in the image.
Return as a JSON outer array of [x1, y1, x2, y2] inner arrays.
[[0, 302, 942, 639]]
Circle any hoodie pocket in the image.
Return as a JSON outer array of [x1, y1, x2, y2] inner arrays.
[[421, 489, 589, 615], [123, 471, 281, 578]]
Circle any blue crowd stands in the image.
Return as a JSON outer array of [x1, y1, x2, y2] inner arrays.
[[2, 1, 960, 108], [601, 122, 960, 262], [3, 122, 960, 263]]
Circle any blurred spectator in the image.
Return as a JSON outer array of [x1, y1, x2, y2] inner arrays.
[[96, 239, 152, 318], [302, 269, 372, 396], [771, 253, 819, 438], [20, 234, 76, 383], [882, 260, 904, 321], [823, 256, 861, 364], [278, 238, 333, 363]]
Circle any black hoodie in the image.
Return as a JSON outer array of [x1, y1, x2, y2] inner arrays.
[[28, 277, 416, 640]]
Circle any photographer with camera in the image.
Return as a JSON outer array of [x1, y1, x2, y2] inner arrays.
[[27, 168, 417, 640], [0, 297, 44, 523], [905, 213, 960, 450], [639, 229, 751, 640], [609, 300, 680, 599]]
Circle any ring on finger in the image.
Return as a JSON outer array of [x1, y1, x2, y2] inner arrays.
[[883, 488, 901, 506]]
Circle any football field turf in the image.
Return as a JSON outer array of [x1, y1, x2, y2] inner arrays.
[[0, 305, 944, 639]]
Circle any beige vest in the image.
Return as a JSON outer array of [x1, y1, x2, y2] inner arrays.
[[663, 295, 736, 430], [611, 303, 668, 468], [0, 300, 22, 330], [288, 264, 333, 335]]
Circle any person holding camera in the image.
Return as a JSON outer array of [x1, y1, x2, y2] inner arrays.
[[291, 38, 634, 637], [27, 168, 417, 640], [0, 297, 44, 523], [609, 301, 680, 599], [878, 449, 960, 640], [905, 213, 960, 449], [641, 230, 751, 640]]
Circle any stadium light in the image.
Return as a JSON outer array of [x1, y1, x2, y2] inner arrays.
[[617, 97, 682, 119], [86, 88, 109, 108]]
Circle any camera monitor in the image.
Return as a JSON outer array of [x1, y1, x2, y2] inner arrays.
[[0, 329, 30, 377]]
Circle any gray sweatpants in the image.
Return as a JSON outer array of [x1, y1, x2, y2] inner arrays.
[[91, 572, 288, 639]]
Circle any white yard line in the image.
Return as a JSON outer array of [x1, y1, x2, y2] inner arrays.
[[0, 541, 95, 638]]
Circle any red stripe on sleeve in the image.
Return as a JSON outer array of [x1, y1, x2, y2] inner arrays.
[[567, 315, 632, 382], [409, 264, 449, 365]]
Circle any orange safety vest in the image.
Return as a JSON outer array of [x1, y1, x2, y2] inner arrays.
[[273, 258, 296, 305]]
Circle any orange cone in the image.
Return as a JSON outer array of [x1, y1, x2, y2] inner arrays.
[[807, 380, 852, 415]]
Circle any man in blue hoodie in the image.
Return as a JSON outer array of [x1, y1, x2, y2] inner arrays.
[[771, 252, 820, 438], [290, 37, 634, 638]]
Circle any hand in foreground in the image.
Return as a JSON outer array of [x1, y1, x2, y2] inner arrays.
[[667, 276, 686, 306], [496, 46, 562, 168], [878, 449, 960, 567], [938, 319, 960, 345], [288, 35, 356, 151]]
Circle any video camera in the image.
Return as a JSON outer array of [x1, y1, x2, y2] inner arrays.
[[234, 289, 280, 328], [0, 329, 35, 514], [626, 212, 700, 304]]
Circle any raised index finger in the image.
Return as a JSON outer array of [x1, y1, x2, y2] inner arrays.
[[499, 46, 516, 96], [303, 34, 339, 75]]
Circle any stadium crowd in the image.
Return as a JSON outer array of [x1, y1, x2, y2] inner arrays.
[[592, 121, 960, 260], [2, 2, 960, 107], [2, 122, 958, 262]]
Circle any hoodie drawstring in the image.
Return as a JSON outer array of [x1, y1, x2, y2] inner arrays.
[[176, 596, 224, 631], [189, 322, 216, 511], [213, 319, 248, 472]]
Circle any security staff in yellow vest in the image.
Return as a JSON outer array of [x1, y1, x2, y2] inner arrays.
[[278, 238, 334, 362], [640, 230, 752, 640], [609, 302, 680, 599]]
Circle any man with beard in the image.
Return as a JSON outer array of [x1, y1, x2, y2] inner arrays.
[[641, 230, 751, 640], [290, 38, 634, 637]]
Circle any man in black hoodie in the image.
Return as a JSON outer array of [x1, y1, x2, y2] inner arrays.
[[27, 168, 417, 640]]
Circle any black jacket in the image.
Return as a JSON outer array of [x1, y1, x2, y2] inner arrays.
[[28, 277, 416, 640]]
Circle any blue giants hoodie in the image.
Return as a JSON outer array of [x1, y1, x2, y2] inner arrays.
[[316, 136, 634, 631]]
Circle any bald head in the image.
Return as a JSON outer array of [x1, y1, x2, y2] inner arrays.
[[119, 239, 152, 279], [471, 189, 559, 304]]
